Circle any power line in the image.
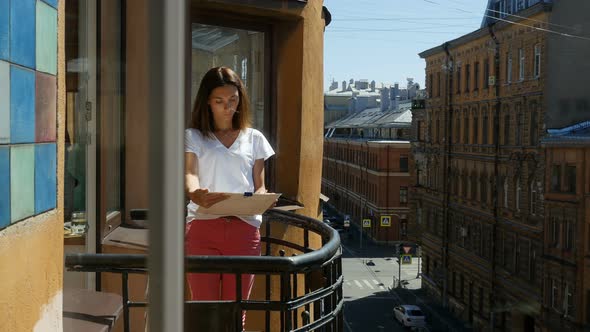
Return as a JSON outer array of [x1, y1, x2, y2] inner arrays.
[[329, 23, 474, 31], [333, 16, 480, 21], [485, 8, 579, 32], [420, 0, 590, 42], [328, 30, 466, 35], [484, 14, 590, 42]]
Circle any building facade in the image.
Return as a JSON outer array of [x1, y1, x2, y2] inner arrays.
[[411, 0, 590, 330], [323, 101, 417, 244], [541, 122, 590, 330]]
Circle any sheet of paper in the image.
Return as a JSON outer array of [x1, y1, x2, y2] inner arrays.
[[197, 192, 281, 215]]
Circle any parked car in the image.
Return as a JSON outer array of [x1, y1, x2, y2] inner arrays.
[[393, 305, 426, 328]]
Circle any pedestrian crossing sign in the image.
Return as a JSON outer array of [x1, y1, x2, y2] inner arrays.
[[401, 254, 412, 265], [380, 216, 391, 227], [362, 218, 371, 228]]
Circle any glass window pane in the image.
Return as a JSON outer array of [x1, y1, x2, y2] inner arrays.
[[191, 24, 266, 131]]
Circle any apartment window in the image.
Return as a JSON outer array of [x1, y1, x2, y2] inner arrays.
[[534, 44, 541, 78], [503, 178, 509, 208], [551, 279, 559, 310], [437, 72, 441, 97], [400, 187, 408, 205], [515, 177, 521, 212], [456, 65, 461, 93], [429, 73, 433, 97], [504, 114, 510, 145], [506, 51, 512, 84], [484, 59, 490, 89], [464, 116, 470, 144], [530, 248, 536, 282], [530, 106, 538, 145], [565, 165, 577, 193], [465, 64, 471, 92], [435, 119, 440, 143], [462, 174, 468, 197], [565, 283, 574, 316], [478, 287, 484, 313], [473, 116, 479, 144], [530, 180, 537, 216], [551, 218, 560, 247], [400, 155, 409, 172], [480, 176, 488, 204], [518, 48, 525, 81], [471, 173, 478, 201], [565, 221, 575, 251], [483, 115, 489, 145], [516, 111, 523, 146], [474, 61, 480, 90], [417, 120, 422, 141], [455, 118, 460, 143], [551, 165, 561, 192]]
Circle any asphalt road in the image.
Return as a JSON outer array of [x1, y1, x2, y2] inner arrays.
[[340, 234, 421, 332]]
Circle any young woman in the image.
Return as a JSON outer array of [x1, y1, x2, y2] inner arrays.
[[184, 66, 274, 327]]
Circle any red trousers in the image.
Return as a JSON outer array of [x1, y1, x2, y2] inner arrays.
[[185, 217, 261, 327]]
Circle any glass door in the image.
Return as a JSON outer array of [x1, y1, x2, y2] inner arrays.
[[63, 0, 97, 289]]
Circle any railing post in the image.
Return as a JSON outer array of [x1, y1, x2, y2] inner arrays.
[[146, 0, 187, 329], [122, 272, 130, 332]]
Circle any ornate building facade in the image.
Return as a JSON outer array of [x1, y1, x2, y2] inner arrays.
[[410, 0, 590, 330], [541, 122, 590, 330]]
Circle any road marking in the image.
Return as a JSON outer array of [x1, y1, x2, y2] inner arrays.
[[373, 280, 387, 289], [346, 281, 352, 287], [354, 280, 364, 289], [363, 280, 374, 289]]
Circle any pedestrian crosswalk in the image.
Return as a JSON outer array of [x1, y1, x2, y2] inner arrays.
[[345, 279, 389, 290]]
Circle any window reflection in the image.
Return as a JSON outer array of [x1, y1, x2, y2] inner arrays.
[[191, 23, 265, 131]]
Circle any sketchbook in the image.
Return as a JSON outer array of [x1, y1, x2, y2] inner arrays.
[[197, 192, 282, 215]]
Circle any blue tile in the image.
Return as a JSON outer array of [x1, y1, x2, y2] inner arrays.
[[0, 60, 9, 143], [42, 0, 57, 9], [10, 65, 35, 143], [35, 143, 56, 213], [0, 147, 9, 228], [0, 0, 9, 61], [10, 0, 36, 69]]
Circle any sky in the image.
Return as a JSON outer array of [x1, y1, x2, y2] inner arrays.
[[323, 0, 489, 91]]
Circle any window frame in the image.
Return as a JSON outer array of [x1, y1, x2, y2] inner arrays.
[[534, 43, 541, 78], [518, 48, 525, 81]]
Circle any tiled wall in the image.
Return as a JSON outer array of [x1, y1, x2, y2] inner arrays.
[[0, 0, 58, 228]]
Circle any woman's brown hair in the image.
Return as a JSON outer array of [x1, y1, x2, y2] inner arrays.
[[190, 66, 252, 138]]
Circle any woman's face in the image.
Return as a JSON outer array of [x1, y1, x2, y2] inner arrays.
[[208, 85, 239, 129]]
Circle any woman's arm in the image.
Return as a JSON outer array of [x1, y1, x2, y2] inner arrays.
[[185, 152, 228, 207], [253, 158, 267, 194]]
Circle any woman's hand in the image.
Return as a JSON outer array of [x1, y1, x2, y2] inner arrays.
[[188, 188, 229, 208]]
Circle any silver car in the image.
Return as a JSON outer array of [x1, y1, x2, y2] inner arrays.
[[393, 304, 426, 328]]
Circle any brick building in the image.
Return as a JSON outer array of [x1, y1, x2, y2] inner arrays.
[[540, 122, 590, 330], [411, 0, 590, 330], [323, 103, 415, 245]]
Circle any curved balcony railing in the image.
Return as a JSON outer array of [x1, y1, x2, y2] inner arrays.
[[65, 209, 343, 332]]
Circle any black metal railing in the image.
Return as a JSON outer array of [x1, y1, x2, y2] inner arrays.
[[65, 209, 343, 332]]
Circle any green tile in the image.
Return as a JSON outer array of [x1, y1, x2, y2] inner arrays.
[[35, 1, 57, 75], [10, 145, 35, 222]]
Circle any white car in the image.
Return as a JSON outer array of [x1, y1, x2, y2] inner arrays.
[[393, 304, 426, 328]]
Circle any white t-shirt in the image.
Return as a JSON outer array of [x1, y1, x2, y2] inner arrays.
[[185, 127, 275, 228]]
